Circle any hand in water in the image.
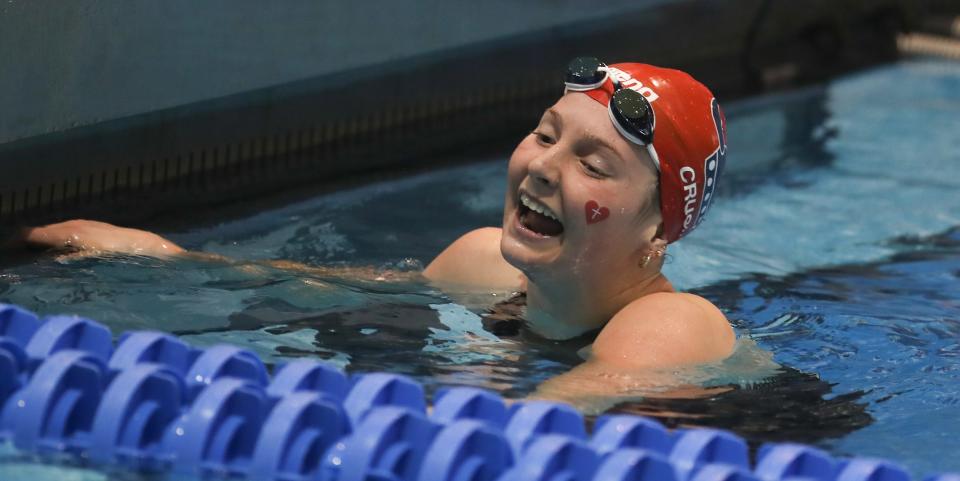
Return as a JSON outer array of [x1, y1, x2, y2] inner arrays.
[[16, 219, 185, 257]]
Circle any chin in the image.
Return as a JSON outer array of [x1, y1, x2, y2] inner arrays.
[[499, 237, 530, 272], [498, 220, 524, 269], [499, 219, 558, 277]]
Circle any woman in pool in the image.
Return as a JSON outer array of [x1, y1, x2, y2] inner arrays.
[[17, 58, 735, 400]]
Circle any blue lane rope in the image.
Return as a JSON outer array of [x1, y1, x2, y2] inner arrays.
[[0, 303, 957, 481]]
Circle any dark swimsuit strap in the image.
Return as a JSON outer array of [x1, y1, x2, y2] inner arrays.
[[480, 292, 527, 336]]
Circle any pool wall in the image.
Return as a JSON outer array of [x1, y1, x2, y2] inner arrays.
[[0, 0, 926, 227]]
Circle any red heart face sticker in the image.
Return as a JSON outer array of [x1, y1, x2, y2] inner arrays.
[[585, 200, 610, 224]]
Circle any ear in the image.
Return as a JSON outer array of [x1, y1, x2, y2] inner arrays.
[[636, 221, 667, 260], [649, 221, 667, 249]]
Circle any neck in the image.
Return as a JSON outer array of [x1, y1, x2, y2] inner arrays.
[[523, 267, 672, 340]]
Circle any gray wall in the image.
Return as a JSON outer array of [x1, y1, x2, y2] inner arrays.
[[0, 0, 666, 146]]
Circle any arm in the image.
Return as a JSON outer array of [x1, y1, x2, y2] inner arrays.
[[14, 219, 420, 283], [19, 222, 517, 286], [531, 292, 736, 413]]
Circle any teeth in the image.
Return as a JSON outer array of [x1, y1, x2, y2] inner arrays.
[[520, 193, 560, 221]]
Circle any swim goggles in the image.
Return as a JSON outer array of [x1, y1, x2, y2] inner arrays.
[[563, 57, 660, 170]]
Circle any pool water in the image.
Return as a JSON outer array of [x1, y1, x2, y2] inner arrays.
[[2, 58, 960, 478]]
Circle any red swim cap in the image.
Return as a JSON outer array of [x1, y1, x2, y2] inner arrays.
[[577, 63, 727, 243]]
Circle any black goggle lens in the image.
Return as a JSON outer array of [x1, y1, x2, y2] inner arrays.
[[611, 89, 654, 145], [565, 56, 605, 86]]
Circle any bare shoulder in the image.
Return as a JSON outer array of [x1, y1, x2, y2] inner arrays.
[[423, 227, 523, 290], [592, 291, 735, 370]]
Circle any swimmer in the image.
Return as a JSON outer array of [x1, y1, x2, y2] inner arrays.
[[12, 58, 738, 409]]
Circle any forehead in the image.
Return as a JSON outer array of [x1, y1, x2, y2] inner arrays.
[[547, 92, 610, 131], [547, 93, 656, 174]]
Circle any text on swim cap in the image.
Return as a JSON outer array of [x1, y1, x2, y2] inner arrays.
[[607, 67, 659, 102], [694, 99, 727, 229], [680, 166, 697, 229]]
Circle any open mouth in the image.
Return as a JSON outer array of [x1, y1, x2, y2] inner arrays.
[[517, 192, 564, 237]]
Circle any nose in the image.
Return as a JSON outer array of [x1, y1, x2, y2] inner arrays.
[[527, 147, 561, 189]]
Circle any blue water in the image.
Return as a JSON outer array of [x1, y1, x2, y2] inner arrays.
[[2, 58, 960, 478]]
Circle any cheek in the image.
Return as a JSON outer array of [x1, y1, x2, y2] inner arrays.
[[506, 138, 536, 180], [567, 185, 621, 228], [569, 189, 641, 244]]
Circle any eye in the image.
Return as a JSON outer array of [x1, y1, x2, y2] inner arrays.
[[579, 159, 609, 178], [532, 130, 556, 145]]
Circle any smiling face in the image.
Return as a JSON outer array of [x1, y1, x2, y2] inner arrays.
[[501, 92, 665, 286]]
